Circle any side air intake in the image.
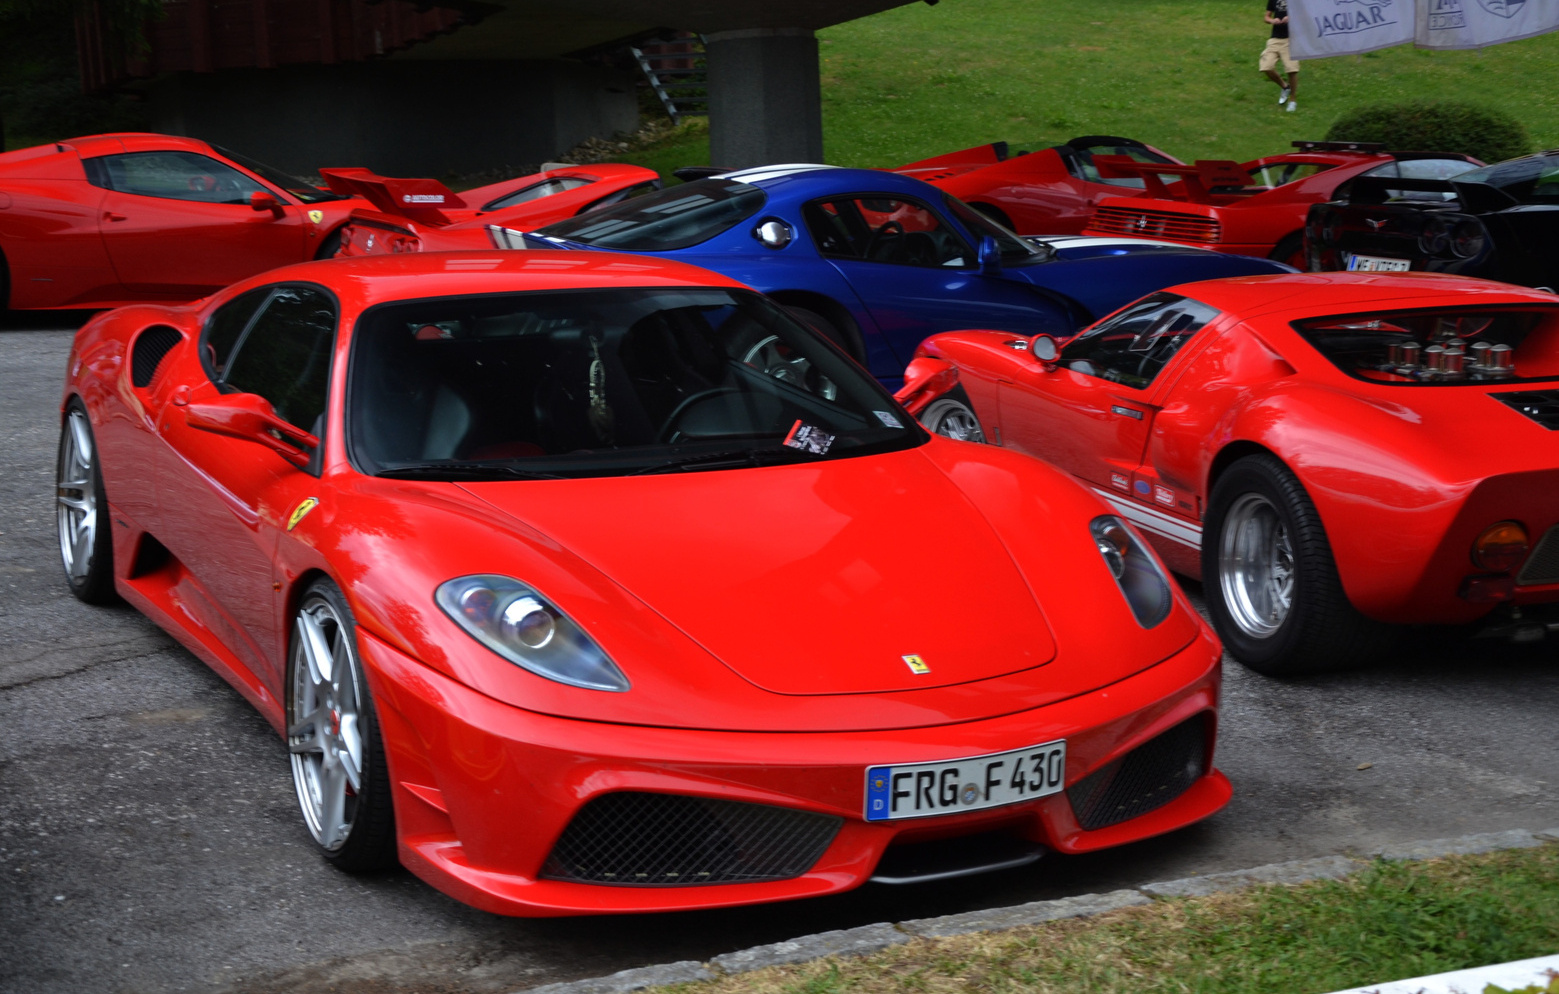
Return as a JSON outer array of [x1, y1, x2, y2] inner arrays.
[[131, 326, 183, 388]]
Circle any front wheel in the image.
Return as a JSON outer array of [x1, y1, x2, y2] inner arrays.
[[921, 389, 986, 443], [287, 578, 397, 871], [56, 400, 116, 604], [1202, 454, 1389, 675]]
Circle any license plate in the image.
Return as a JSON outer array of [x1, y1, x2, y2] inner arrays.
[[1346, 253, 1412, 272], [864, 740, 1066, 821]]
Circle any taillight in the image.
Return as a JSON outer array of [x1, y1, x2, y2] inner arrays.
[[1450, 217, 1487, 259], [1471, 520, 1529, 573]]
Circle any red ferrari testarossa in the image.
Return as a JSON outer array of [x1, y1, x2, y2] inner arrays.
[[57, 251, 1227, 915], [898, 272, 1559, 675]]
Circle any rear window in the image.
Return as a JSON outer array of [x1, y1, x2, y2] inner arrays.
[[535, 179, 766, 251], [1294, 307, 1559, 385]]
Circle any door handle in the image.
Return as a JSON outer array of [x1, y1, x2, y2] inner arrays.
[[1110, 405, 1145, 420], [104, 212, 127, 222]]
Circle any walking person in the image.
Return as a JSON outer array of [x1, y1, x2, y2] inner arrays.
[[1260, 0, 1299, 112]]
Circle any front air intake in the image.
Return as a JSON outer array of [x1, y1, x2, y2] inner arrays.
[[542, 792, 841, 886], [1067, 713, 1209, 831]]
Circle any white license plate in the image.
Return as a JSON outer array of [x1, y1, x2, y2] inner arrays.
[[864, 739, 1066, 821], [1346, 253, 1412, 272]]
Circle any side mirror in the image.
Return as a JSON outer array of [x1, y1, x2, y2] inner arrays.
[[893, 356, 959, 417], [249, 191, 282, 215], [1029, 333, 1060, 366], [978, 235, 1002, 275], [184, 392, 317, 468]]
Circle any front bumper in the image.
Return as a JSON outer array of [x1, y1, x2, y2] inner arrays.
[[361, 626, 1228, 917]]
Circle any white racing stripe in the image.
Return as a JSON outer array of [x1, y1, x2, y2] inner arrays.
[[1091, 487, 1204, 549], [715, 164, 837, 183], [1031, 235, 1189, 251]]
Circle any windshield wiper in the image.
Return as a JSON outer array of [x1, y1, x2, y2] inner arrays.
[[377, 462, 567, 481], [629, 447, 800, 476]]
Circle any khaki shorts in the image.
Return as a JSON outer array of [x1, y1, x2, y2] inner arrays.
[[1260, 37, 1300, 74]]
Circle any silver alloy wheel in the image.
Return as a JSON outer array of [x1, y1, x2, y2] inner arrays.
[[288, 596, 365, 851], [923, 398, 986, 443], [56, 409, 98, 581], [1218, 492, 1296, 639], [741, 334, 838, 400]]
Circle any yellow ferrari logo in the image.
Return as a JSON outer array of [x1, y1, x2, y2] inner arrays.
[[307, 210, 324, 225], [287, 497, 319, 531], [902, 654, 930, 675]]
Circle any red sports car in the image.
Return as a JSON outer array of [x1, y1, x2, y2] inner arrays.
[[898, 272, 1559, 675], [57, 251, 1229, 916], [1081, 142, 1479, 268], [324, 163, 661, 257], [0, 133, 366, 310], [895, 136, 1182, 235]]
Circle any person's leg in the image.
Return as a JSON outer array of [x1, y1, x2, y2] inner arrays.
[[1287, 71, 1298, 98], [1259, 39, 1286, 91]]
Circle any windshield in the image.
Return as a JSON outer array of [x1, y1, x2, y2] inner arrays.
[[1294, 307, 1559, 385], [534, 179, 766, 251], [212, 145, 347, 204], [942, 195, 1040, 263], [348, 287, 924, 479], [1452, 153, 1559, 204]]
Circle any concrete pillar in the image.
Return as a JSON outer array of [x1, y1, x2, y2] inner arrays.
[[705, 28, 823, 169]]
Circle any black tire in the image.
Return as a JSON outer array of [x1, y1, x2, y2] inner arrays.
[[1269, 232, 1306, 271], [920, 387, 986, 443], [314, 227, 345, 260], [783, 303, 861, 361], [1202, 453, 1391, 675], [56, 398, 117, 604], [969, 202, 1015, 231], [286, 577, 397, 872]]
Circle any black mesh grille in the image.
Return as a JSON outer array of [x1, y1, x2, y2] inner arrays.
[[130, 326, 182, 388], [1517, 525, 1559, 585], [542, 792, 842, 887], [1491, 390, 1559, 430], [1067, 714, 1209, 831]]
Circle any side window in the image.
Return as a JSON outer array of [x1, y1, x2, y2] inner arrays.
[[222, 286, 337, 433], [803, 196, 972, 268], [1061, 294, 1221, 390], [98, 151, 267, 205], [483, 176, 594, 212], [203, 287, 273, 380]]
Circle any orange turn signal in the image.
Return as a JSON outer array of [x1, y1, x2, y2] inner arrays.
[[1471, 521, 1529, 574]]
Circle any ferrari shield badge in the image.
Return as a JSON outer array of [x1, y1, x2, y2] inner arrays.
[[287, 497, 320, 531], [902, 654, 930, 675], [307, 209, 324, 225]]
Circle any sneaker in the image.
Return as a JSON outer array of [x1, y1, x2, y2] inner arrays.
[[1286, 100, 1297, 112], [1279, 86, 1290, 104]]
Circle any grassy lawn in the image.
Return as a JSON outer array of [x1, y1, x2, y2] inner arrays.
[[619, 0, 1559, 176], [660, 845, 1559, 994]]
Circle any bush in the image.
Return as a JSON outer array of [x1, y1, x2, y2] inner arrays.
[[1325, 101, 1530, 164]]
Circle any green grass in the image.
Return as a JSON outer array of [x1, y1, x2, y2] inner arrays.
[[659, 845, 1559, 994], [616, 0, 1559, 177]]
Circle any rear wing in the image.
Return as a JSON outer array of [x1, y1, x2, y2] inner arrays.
[[1093, 156, 1248, 203], [318, 168, 467, 226]]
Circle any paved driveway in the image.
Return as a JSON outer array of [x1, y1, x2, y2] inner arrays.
[[2, 322, 1555, 994]]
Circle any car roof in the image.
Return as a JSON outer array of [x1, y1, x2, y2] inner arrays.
[[716, 164, 949, 199], [229, 250, 750, 310], [1166, 272, 1559, 322], [55, 132, 216, 158]]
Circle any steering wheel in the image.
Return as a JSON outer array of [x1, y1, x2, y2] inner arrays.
[[657, 387, 744, 443], [865, 220, 905, 261], [741, 335, 838, 401]]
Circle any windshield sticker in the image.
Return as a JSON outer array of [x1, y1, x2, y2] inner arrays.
[[873, 410, 903, 428], [783, 420, 836, 455]]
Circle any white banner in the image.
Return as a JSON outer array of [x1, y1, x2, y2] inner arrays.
[[1290, 0, 1416, 58], [1416, 0, 1559, 49]]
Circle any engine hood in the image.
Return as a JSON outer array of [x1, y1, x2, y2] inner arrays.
[[460, 448, 1057, 696]]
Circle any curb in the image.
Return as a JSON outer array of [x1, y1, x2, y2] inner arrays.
[[510, 827, 1559, 994]]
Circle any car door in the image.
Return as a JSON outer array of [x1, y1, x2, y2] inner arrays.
[[999, 293, 1221, 510], [89, 150, 306, 297], [154, 284, 336, 687], [803, 194, 1069, 366]]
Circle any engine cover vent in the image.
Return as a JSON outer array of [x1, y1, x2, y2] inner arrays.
[[1491, 390, 1559, 430]]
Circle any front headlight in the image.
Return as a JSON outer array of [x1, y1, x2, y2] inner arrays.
[[435, 575, 629, 691], [1091, 516, 1173, 628]]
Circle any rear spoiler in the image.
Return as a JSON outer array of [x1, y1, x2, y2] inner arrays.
[[319, 168, 467, 226], [1093, 156, 1248, 203], [897, 142, 1010, 171]]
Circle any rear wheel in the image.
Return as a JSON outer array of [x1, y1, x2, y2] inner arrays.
[[1269, 232, 1306, 271], [1203, 454, 1389, 675], [783, 303, 862, 362], [315, 227, 345, 260], [287, 578, 397, 871], [970, 202, 1014, 231], [56, 400, 116, 604], [921, 388, 986, 443]]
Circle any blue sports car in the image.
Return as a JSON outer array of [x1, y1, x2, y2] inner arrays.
[[507, 165, 1293, 386]]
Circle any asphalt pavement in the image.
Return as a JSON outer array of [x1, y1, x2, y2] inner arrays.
[[2, 320, 1556, 994]]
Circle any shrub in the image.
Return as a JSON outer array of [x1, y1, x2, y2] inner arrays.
[[1325, 101, 1530, 164]]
